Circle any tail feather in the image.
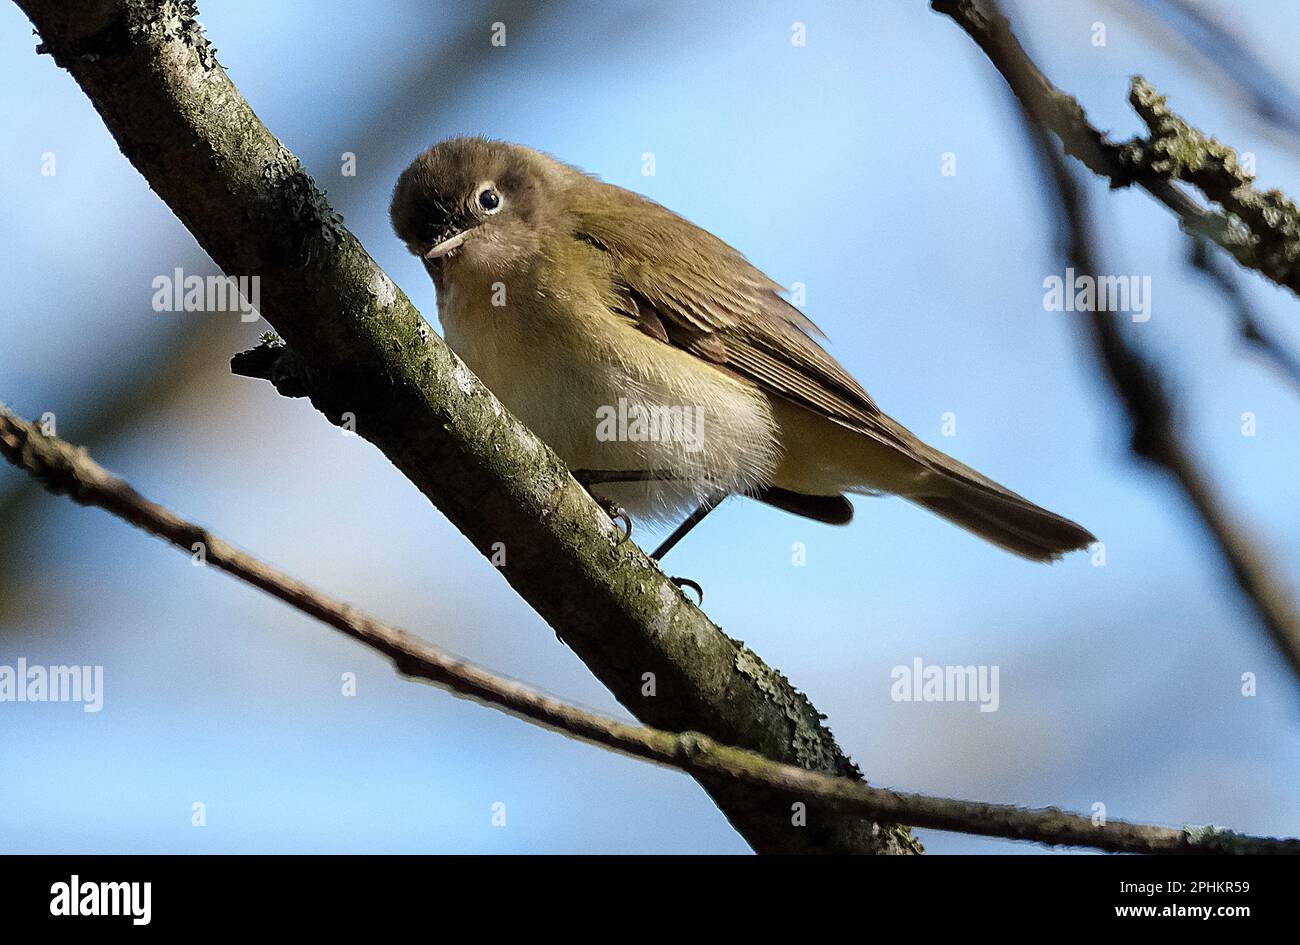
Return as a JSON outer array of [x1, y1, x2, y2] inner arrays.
[[912, 488, 1095, 562], [755, 486, 854, 524], [888, 425, 1096, 562], [762, 402, 1095, 561]]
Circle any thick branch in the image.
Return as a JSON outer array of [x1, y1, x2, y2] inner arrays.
[[961, 0, 1300, 684], [5, 405, 1295, 854], [933, 0, 1300, 298], [13, 0, 913, 853]]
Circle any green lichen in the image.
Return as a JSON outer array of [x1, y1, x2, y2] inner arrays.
[[1131, 76, 1252, 184], [1130, 75, 1300, 286]]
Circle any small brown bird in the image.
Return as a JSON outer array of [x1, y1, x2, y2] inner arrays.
[[391, 137, 1094, 562]]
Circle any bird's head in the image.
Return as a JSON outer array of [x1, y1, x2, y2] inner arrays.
[[390, 136, 563, 281]]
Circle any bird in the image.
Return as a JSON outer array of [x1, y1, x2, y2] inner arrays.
[[390, 137, 1095, 564]]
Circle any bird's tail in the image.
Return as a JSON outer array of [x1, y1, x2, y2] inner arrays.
[[910, 489, 1094, 562], [904, 439, 1095, 562]]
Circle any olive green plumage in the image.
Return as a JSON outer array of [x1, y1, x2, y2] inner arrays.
[[392, 137, 1095, 561]]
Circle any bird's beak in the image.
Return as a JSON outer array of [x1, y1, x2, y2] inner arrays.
[[424, 230, 469, 259]]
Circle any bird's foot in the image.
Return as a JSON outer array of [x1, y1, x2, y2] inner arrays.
[[668, 575, 703, 604], [572, 470, 634, 545], [590, 491, 632, 546]]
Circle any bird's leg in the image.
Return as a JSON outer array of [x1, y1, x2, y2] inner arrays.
[[650, 498, 720, 561], [573, 469, 684, 485], [572, 469, 694, 544], [649, 497, 722, 605], [571, 469, 647, 545], [571, 469, 719, 603]]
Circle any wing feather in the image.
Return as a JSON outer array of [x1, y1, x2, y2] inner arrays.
[[571, 187, 908, 450]]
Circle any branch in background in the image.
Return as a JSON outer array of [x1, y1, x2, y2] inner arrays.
[[1188, 236, 1300, 395], [1129, 78, 1300, 288], [5, 405, 1295, 855], [1105, 0, 1300, 147], [932, 0, 1300, 299], [956, 0, 1300, 684], [12, 0, 913, 854]]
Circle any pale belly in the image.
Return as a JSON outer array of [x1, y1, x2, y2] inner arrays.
[[438, 286, 783, 523]]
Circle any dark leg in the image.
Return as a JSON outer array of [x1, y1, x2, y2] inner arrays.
[[650, 497, 721, 561], [572, 470, 719, 603], [572, 469, 686, 486], [571, 469, 659, 546], [572, 468, 691, 546], [651, 498, 722, 606]]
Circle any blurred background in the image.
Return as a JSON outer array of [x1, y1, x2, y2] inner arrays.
[[2, 0, 1298, 854]]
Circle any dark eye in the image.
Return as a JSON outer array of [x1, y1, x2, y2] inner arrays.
[[478, 188, 501, 212]]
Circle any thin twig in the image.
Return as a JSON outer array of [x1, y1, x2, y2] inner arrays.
[[2, 403, 1295, 854], [962, 0, 1300, 684], [1188, 236, 1300, 395], [1102, 0, 1300, 150]]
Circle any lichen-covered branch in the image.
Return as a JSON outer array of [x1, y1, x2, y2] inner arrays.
[[6, 404, 1295, 855], [1129, 77, 1300, 290], [12, 0, 916, 854], [961, 0, 1300, 685], [932, 0, 1300, 299]]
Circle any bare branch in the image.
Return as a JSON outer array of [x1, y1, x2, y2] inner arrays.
[[1105, 0, 1300, 148], [1187, 237, 1300, 396], [952, 0, 1300, 684], [4, 403, 1294, 855]]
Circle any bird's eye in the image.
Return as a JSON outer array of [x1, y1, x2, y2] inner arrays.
[[477, 187, 502, 213]]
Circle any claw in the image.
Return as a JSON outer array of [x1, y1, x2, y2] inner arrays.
[[587, 490, 632, 545], [671, 576, 703, 604], [611, 507, 632, 546]]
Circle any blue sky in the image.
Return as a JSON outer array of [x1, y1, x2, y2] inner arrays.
[[2, 0, 1298, 853]]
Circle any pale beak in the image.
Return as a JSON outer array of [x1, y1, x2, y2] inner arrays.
[[424, 230, 469, 259]]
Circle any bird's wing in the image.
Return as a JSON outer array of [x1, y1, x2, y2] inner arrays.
[[568, 184, 1101, 559], [570, 186, 912, 452]]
